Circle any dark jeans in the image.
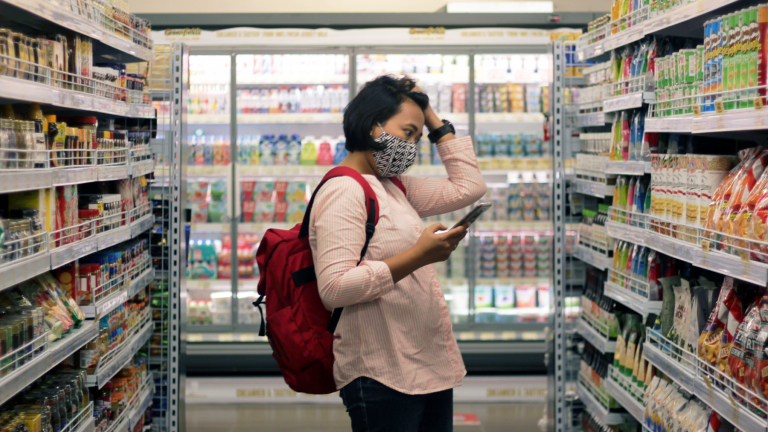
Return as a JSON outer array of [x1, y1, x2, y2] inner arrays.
[[339, 377, 453, 432]]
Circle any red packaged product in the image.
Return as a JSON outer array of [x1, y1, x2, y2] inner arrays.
[[242, 201, 256, 223], [700, 278, 736, 368], [274, 181, 288, 203], [274, 202, 288, 223], [241, 181, 256, 202]]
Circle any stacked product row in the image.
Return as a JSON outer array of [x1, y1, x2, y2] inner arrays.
[[0, 30, 149, 102], [236, 86, 349, 114], [0, 106, 151, 169]]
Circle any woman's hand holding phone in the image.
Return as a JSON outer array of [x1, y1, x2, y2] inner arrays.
[[412, 223, 468, 265]]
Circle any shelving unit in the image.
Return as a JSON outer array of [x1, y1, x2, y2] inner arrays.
[[0, 8, 181, 432], [553, 3, 768, 432]]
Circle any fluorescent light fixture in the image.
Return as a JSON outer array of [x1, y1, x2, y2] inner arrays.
[[446, 1, 554, 13]]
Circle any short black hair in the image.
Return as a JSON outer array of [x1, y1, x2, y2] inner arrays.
[[343, 75, 429, 152]]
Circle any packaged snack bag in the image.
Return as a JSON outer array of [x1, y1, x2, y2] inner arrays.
[[241, 181, 256, 203], [700, 278, 736, 367], [752, 293, 768, 410], [254, 202, 275, 223], [242, 201, 255, 222], [285, 181, 307, 202], [274, 202, 288, 223], [274, 181, 288, 203], [254, 181, 275, 202], [209, 181, 227, 202], [188, 203, 209, 223], [703, 148, 760, 247], [187, 181, 209, 203], [208, 201, 228, 223], [722, 148, 768, 252], [286, 202, 308, 224]]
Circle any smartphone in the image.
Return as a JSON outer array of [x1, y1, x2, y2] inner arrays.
[[451, 202, 492, 229]]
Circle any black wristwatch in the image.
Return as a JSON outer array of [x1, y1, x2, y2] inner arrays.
[[427, 119, 455, 144]]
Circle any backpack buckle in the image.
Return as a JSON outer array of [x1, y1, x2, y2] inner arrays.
[[365, 223, 375, 237]]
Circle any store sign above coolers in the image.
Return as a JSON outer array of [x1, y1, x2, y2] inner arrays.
[[151, 26, 579, 47]]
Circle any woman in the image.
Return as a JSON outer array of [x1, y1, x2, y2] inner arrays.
[[309, 75, 487, 432]]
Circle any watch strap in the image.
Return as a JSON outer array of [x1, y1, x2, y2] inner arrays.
[[428, 120, 455, 144]]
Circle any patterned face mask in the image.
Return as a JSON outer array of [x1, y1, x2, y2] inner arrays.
[[372, 124, 417, 177]]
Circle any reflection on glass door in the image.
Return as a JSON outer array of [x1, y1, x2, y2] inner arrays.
[[186, 55, 233, 328], [357, 53, 475, 326], [234, 54, 350, 330]]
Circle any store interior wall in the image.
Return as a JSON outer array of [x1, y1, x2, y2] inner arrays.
[[132, 0, 610, 14]]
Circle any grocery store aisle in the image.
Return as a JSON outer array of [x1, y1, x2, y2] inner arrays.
[[186, 401, 545, 432]]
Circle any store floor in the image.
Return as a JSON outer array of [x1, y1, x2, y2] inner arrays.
[[186, 401, 545, 432]]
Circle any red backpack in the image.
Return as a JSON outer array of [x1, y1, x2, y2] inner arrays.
[[254, 166, 405, 394]]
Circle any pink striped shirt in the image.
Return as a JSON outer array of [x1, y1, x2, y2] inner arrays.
[[308, 136, 487, 395]]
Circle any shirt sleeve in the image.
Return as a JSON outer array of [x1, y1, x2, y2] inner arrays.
[[398, 136, 487, 218], [310, 177, 396, 311]]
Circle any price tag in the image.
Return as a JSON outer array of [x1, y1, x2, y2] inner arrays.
[[728, 393, 739, 410], [697, 0, 705, 14], [715, 100, 725, 115], [701, 240, 710, 252], [755, 97, 764, 110], [218, 333, 234, 342], [692, 105, 701, 117]]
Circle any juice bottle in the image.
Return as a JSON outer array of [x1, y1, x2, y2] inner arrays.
[[249, 136, 260, 165], [274, 134, 288, 166], [195, 136, 205, 166], [222, 136, 231, 165], [300, 136, 317, 166]]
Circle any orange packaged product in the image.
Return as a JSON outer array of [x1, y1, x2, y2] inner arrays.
[[732, 168, 768, 259], [703, 148, 760, 247], [722, 149, 768, 254]]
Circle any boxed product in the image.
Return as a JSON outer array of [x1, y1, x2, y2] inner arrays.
[[254, 202, 275, 223], [287, 202, 307, 223]]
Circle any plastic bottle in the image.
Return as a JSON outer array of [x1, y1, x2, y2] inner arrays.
[[249, 136, 260, 165], [333, 138, 347, 165], [274, 134, 288, 166], [195, 136, 205, 166], [300, 136, 317, 166], [203, 137, 213, 166], [188, 136, 197, 166], [260, 136, 274, 166], [287, 134, 301, 165], [222, 136, 231, 165]]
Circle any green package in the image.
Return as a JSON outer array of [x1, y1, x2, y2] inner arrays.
[[739, 10, 750, 108], [748, 7, 758, 104], [723, 15, 734, 110]]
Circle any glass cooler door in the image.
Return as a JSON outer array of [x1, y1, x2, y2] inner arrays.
[[185, 54, 235, 331], [233, 53, 350, 332], [470, 53, 553, 339], [356, 52, 474, 327]]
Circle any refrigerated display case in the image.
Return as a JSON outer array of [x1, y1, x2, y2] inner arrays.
[[151, 26, 579, 373]]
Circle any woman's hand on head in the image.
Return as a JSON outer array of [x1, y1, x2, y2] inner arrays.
[[412, 223, 468, 266]]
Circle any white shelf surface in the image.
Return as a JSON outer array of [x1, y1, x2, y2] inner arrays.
[[51, 236, 99, 270], [603, 281, 662, 318], [576, 382, 626, 425], [0, 251, 52, 291], [602, 91, 654, 113], [572, 179, 615, 198], [81, 289, 128, 319], [3, 0, 153, 62], [0, 76, 154, 118], [604, 161, 651, 175], [577, 317, 616, 353], [1, 160, 154, 194], [644, 343, 767, 432], [605, 220, 768, 287], [605, 220, 648, 246], [129, 380, 155, 430], [573, 244, 611, 271], [127, 268, 155, 299], [0, 320, 99, 406], [87, 318, 153, 388], [604, 377, 644, 425], [576, 0, 739, 61], [642, 343, 695, 392], [130, 214, 155, 238], [645, 116, 694, 133]]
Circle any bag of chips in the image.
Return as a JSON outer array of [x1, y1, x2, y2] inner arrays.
[[703, 148, 760, 249], [728, 297, 760, 396], [751, 293, 768, 414], [699, 278, 736, 368], [724, 149, 768, 254]]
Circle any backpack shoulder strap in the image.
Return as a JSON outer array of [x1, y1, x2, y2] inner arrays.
[[390, 177, 406, 197], [299, 166, 379, 241], [298, 167, 379, 334]]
